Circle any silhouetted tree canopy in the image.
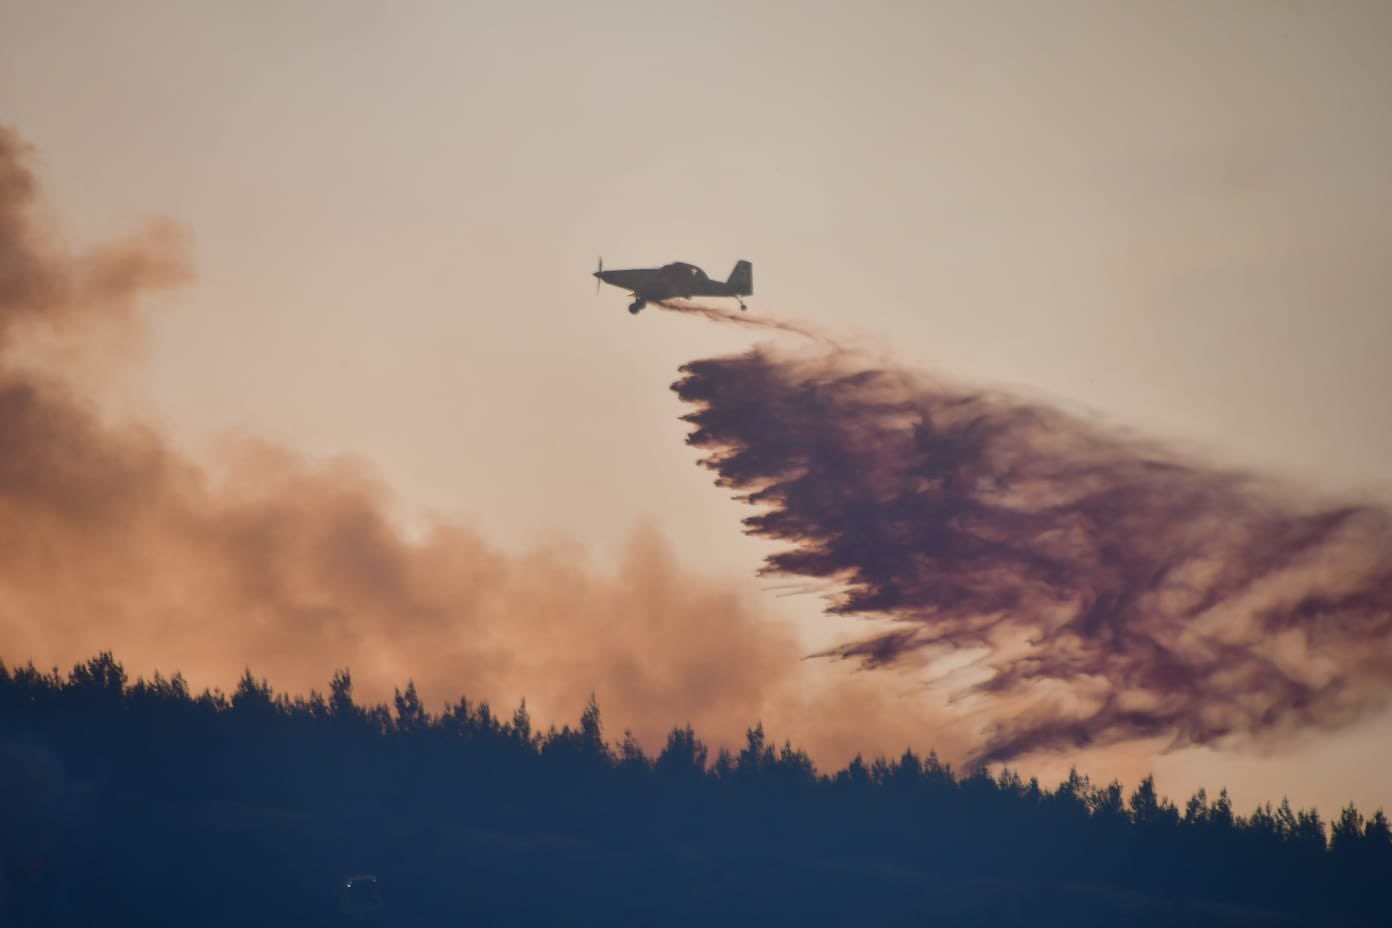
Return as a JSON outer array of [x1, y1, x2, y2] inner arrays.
[[0, 652, 1386, 927]]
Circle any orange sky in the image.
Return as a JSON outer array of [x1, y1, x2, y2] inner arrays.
[[1, 1, 1390, 819]]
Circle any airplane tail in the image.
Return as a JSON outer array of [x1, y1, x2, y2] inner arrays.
[[727, 260, 752, 295]]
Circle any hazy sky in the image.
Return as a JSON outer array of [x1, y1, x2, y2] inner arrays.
[[2, 1, 1390, 817]]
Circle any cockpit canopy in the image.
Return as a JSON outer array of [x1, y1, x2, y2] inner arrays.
[[662, 262, 708, 280]]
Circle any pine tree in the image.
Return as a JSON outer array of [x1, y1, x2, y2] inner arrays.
[[737, 722, 773, 775], [617, 729, 648, 772], [329, 668, 359, 720], [1090, 780, 1126, 820], [1246, 802, 1277, 838], [835, 754, 870, 789], [1275, 797, 1298, 840], [511, 698, 533, 746], [1293, 808, 1326, 852], [1331, 804, 1365, 856], [1129, 775, 1161, 825], [1184, 788, 1209, 826], [68, 652, 127, 709], [579, 692, 605, 757], [1211, 788, 1235, 828], [656, 725, 708, 779], [1364, 809, 1391, 848], [393, 681, 427, 733], [232, 668, 274, 716]]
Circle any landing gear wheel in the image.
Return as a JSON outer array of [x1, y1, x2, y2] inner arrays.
[[628, 300, 646, 314]]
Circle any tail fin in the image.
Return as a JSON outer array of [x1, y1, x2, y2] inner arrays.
[[727, 260, 752, 295]]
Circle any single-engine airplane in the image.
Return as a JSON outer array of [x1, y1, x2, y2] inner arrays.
[[593, 258, 752, 314]]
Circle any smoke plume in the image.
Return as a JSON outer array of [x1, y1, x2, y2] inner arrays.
[[672, 342, 1392, 765], [0, 126, 964, 766]]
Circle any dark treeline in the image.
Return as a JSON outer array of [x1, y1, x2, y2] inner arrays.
[[2, 653, 1388, 927]]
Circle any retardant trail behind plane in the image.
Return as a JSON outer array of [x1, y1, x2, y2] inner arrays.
[[670, 310, 1392, 767], [654, 299, 826, 341]]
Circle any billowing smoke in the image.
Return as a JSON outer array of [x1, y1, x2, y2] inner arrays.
[[673, 343, 1392, 765], [0, 126, 965, 766]]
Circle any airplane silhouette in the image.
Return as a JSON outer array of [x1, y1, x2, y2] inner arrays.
[[594, 258, 752, 314]]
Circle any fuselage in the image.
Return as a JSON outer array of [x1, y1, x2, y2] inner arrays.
[[595, 262, 743, 302]]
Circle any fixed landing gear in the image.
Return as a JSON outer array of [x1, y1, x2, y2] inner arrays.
[[738, 299, 747, 311], [628, 299, 646, 314]]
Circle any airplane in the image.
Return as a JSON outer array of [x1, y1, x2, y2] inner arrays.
[[593, 258, 752, 314]]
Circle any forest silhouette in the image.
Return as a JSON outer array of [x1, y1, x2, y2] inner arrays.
[[2, 652, 1388, 926]]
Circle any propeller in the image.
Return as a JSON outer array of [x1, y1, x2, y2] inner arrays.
[[595, 256, 603, 294]]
